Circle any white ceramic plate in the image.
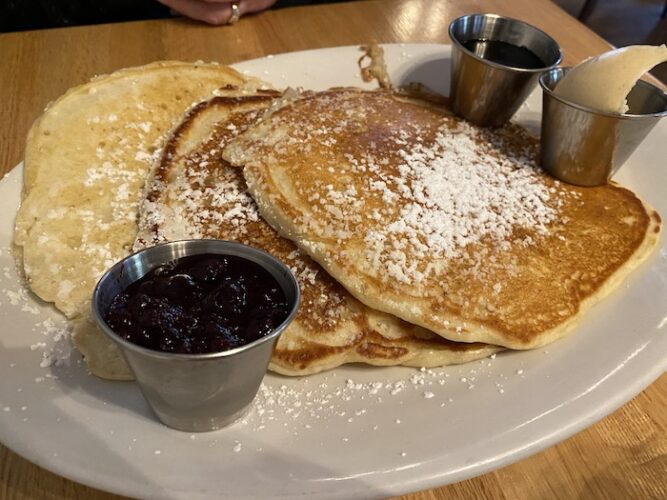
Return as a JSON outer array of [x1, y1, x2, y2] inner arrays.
[[0, 44, 665, 500]]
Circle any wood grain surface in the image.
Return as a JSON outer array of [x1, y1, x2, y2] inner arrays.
[[0, 0, 665, 498]]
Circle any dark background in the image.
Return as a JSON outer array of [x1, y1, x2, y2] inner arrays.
[[0, 0, 347, 32]]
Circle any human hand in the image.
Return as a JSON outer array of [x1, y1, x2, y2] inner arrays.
[[158, 0, 277, 25]]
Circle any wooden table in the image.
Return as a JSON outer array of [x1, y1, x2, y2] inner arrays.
[[0, 0, 665, 498]]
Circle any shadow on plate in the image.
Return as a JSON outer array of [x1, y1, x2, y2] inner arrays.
[[395, 55, 451, 98]]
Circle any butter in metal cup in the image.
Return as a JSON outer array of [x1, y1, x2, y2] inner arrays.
[[539, 68, 667, 187]]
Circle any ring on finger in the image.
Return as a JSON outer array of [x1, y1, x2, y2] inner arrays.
[[227, 1, 242, 25]]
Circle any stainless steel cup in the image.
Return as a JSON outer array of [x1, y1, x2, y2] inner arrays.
[[539, 68, 667, 186], [92, 240, 300, 432], [449, 13, 562, 127]]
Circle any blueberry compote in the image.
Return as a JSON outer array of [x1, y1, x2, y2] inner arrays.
[[104, 254, 289, 354]]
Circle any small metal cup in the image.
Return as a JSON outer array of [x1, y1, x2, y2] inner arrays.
[[540, 68, 667, 186], [92, 240, 300, 432], [449, 13, 562, 127]]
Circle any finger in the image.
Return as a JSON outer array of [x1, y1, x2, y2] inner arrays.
[[200, 0, 277, 9], [158, 0, 231, 25], [158, 0, 278, 24], [198, 0, 277, 15]]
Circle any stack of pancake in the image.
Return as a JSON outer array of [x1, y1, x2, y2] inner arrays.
[[14, 61, 661, 380]]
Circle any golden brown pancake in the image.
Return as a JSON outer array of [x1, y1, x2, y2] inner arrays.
[[134, 93, 501, 376], [223, 88, 661, 350]]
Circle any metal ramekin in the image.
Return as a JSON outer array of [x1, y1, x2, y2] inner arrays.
[[449, 13, 562, 127], [540, 67, 667, 186], [92, 240, 300, 432]]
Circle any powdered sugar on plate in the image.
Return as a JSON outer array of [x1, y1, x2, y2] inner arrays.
[[0, 245, 76, 372]]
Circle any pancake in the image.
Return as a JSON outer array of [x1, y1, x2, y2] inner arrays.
[[223, 88, 661, 350], [14, 61, 268, 379], [134, 93, 501, 376]]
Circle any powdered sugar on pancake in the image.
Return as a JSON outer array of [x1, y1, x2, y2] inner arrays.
[[361, 121, 559, 283], [139, 166, 260, 243], [232, 90, 571, 286]]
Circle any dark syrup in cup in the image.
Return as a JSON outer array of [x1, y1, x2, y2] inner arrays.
[[463, 39, 545, 69]]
